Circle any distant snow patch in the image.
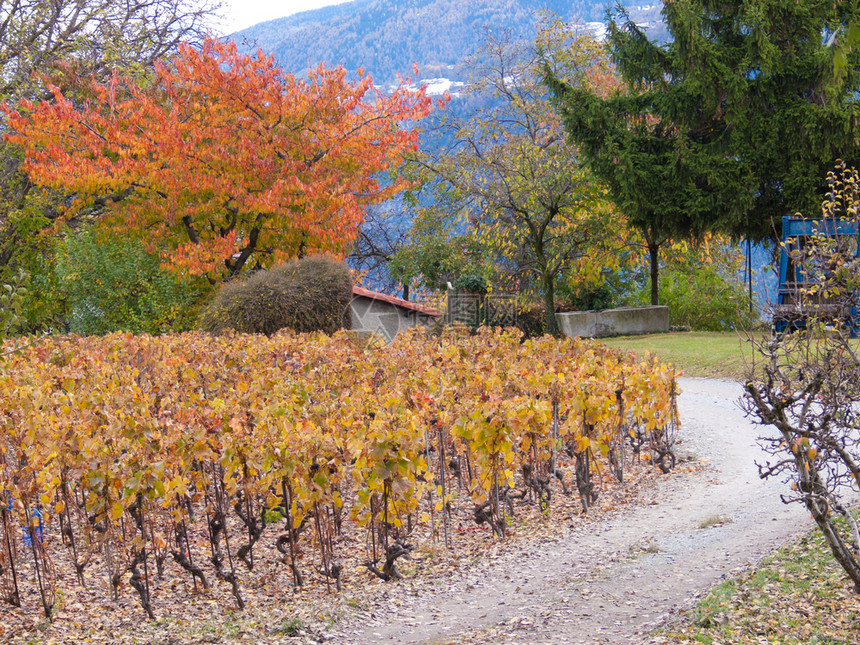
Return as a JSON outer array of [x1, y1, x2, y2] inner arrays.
[[584, 20, 655, 41], [421, 78, 465, 96], [585, 22, 607, 40], [391, 78, 465, 96]]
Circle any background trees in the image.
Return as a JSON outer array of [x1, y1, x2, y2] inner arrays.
[[369, 16, 751, 333], [0, 0, 217, 330], [411, 22, 624, 335], [6, 37, 434, 282], [1, 2, 790, 334], [547, 1, 860, 306]]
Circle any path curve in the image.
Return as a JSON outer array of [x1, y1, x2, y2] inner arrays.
[[333, 378, 813, 645]]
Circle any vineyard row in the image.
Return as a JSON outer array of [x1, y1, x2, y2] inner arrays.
[[0, 327, 680, 618]]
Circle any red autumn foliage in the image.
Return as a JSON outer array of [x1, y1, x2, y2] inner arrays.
[[4, 37, 434, 278]]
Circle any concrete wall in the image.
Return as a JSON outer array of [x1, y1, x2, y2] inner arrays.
[[350, 296, 437, 342], [556, 306, 669, 339]]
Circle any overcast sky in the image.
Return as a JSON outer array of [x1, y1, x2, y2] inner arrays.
[[218, 0, 353, 33]]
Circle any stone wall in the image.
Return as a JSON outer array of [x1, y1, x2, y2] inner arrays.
[[556, 306, 669, 339]]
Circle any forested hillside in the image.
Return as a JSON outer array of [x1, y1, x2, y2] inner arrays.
[[232, 0, 665, 83]]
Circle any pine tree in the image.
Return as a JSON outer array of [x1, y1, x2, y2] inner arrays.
[[666, 0, 860, 236], [547, 0, 860, 304]]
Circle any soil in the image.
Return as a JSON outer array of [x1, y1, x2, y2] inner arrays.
[[326, 377, 813, 645]]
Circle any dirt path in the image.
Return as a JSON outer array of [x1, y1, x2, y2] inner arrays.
[[330, 377, 813, 645]]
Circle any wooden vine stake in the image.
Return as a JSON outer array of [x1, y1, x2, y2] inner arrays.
[[0, 506, 20, 607], [437, 425, 450, 549], [425, 427, 435, 544], [25, 508, 54, 618], [59, 471, 87, 586], [552, 401, 559, 492], [279, 477, 303, 587]]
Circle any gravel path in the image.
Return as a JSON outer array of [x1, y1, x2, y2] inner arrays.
[[331, 377, 814, 645]]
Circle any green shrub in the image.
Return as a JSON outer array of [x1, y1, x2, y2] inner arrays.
[[564, 283, 616, 311], [651, 262, 758, 331], [515, 301, 546, 338], [0, 268, 29, 338], [4, 230, 71, 334], [453, 274, 489, 295], [198, 256, 353, 336], [57, 230, 202, 336]]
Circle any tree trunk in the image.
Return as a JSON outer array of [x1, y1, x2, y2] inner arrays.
[[812, 504, 860, 593], [648, 239, 660, 306], [800, 458, 860, 593], [543, 271, 560, 337]]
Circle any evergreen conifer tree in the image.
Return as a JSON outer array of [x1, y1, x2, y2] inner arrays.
[[546, 1, 860, 304]]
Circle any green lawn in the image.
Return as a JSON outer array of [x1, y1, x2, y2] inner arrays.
[[600, 331, 756, 380]]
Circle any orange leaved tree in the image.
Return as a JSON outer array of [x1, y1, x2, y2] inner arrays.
[[4, 37, 433, 279]]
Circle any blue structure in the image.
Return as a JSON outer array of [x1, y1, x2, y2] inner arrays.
[[774, 215, 860, 335]]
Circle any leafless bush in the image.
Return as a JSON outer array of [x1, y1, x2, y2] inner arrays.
[[743, 162, 860, 592]]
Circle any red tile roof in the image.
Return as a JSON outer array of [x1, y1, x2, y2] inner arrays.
[[352, 286, 442, 317]]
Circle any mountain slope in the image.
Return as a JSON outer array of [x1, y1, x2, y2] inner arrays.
[[233, 0, 664, 84]]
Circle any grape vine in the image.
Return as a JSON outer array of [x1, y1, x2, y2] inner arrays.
[[0, 327, 679, 618]]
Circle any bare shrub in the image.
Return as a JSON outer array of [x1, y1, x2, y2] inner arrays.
[[199, 257, 352, 335], [743, 161, 860, 592]]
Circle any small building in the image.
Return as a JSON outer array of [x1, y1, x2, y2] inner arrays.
[[350, 286, 442, 342]]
